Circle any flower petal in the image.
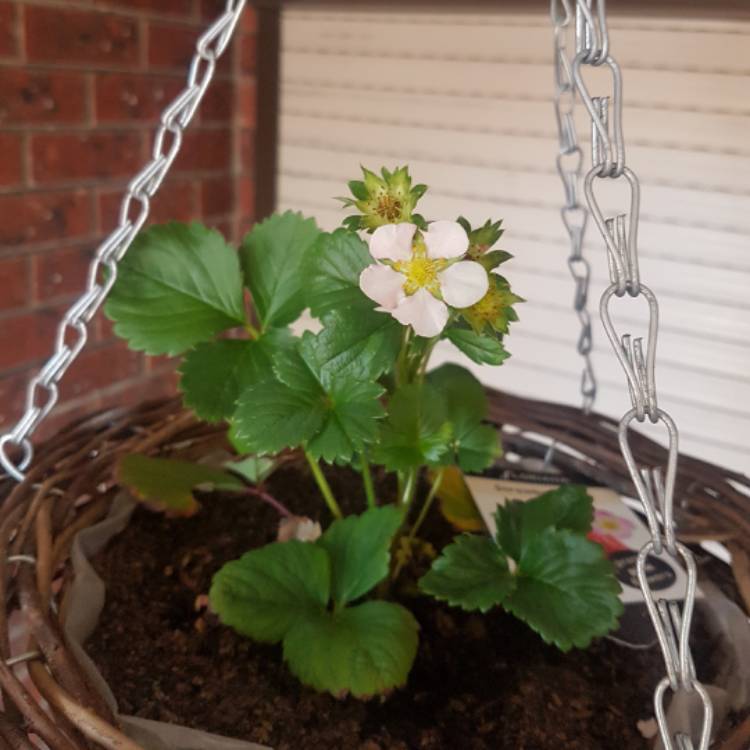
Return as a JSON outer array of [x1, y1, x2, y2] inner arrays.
[[359, 264, 405, 310], [439, 261, 489, 308], [423, 220, 469, 260], [369, 222, 417, 261], [392, 288, 449, 338]]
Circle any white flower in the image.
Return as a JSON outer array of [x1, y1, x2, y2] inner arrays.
[[359, 221, 489, 337], [277, 515, 322, 543]]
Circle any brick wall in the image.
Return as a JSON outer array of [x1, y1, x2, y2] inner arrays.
[[0, 0, 257, 440]]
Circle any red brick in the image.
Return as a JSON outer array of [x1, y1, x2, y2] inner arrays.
[[95, 73, 183, 123], [0, 368, 28, 432], [236, 175, 253, 221], [240, 7, 257, 33], [148, 23, 197, 70], [0, 255, 29, 311], [201, 175, 233, 218], [172, 128, 231, 174], [237, 77, 255, 127], [25, 7, 139, 66], [59, 342, 142, 402], [200, 0, 226, 19], [200, 79, 233, 123], [0, 307, 62, 369], [0, 190, 92, 247], [31, 132, 142, 185], [0, 2, 18, 58], [94, 0, 193, 15], [0, 70, 87, 125], [98, 178, 196, 229], [240, 33, 256, 75], [33, 244, 93, 302], [0, 133, 23, 187], [95, 370, 177, 415], [239, 127, 254, 173]]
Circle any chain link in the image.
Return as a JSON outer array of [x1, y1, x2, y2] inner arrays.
[[558, 2, 713, 748], [551, 0, 597, 415], [0, 0, 247, 483]]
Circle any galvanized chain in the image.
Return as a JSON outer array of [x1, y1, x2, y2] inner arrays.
[[564, 2, 713, 748], [0, 0, 247, 483], [550, 0, 597, 415]]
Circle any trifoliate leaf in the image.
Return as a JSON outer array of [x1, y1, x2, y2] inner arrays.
[[178, 330, 293, 423], [209, 541, 330, 643], [304, 229, 374, 318], [300, 308, 401, 382], [231, 342, 385, 462], [373, 383, 452, 471], [240, 211, 321, 329], [427, 364, 500, 473], [283, 601, 419, 698], [106, 223, 246, 355], [419, 534, 515, 612], [444, 327, 510, 366], [495, 484, 594, 562], [504, 528, 623, 651], [118, 454, 244, 515], [460, 274, 523, 337], [317, 506, 404, 607], [434, 466, 484, 532]]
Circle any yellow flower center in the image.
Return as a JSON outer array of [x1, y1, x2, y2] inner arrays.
[[376, 194, 403, 222], [394, 250, 448, 296]]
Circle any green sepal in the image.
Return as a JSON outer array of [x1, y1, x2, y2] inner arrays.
[[444, 327, 510, 366]]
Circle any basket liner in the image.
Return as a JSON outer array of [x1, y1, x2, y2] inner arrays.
[[66, 491, 270, 750], [66, 493, 750, 750]]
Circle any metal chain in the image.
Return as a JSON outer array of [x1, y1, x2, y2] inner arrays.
[[561, 2, 713, 748], [550, 0, 597, 415], [0, 0, 247, 483]]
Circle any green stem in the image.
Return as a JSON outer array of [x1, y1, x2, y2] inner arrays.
[[305, 451, 343, 519], [361, 452, 377, 509], [400, 468, 418, 511], [409, 468, 444, 540], [395, 326, 413, 388], [244, 322, 261, 340]]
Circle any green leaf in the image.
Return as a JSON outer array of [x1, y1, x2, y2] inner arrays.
[[419, 534, 515, 613], [477, 250, 513, 272], [299, 309, 401, 382], [231, 342, 385, 462], [240, 211, 321, 329], [178, 330, 293, 423], [373, 383, 452, 471], [504, 528, 623, 651], [105, 223, 246, 355], [317, 506, 404, 607], [283, 601, 419, 698], [445, 327, 510, 366], [305, 229, 374, 318], [427, 364, 500, 473], [118, 454, 244, 515], [456, 424, 501, 473], [495, 484, 594, 562], [209, 541, 330, 643], [226, 455, 276, 484], [427, 364, 486, 435]]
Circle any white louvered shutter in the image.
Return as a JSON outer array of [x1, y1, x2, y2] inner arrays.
[[277, 7, 750, 475]]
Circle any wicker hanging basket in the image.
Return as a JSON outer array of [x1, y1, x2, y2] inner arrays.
[[0, 391, 748, 749]]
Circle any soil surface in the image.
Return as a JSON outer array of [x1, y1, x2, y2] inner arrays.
[[87, 463, 721, 750]]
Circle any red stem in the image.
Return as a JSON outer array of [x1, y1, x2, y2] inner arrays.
[[244, 486, 292, 518]]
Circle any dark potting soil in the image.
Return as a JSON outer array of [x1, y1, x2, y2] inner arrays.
[[87, 464, 720, 750]]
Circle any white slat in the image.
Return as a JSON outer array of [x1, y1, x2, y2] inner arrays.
[[278, 8, 750, 475]]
